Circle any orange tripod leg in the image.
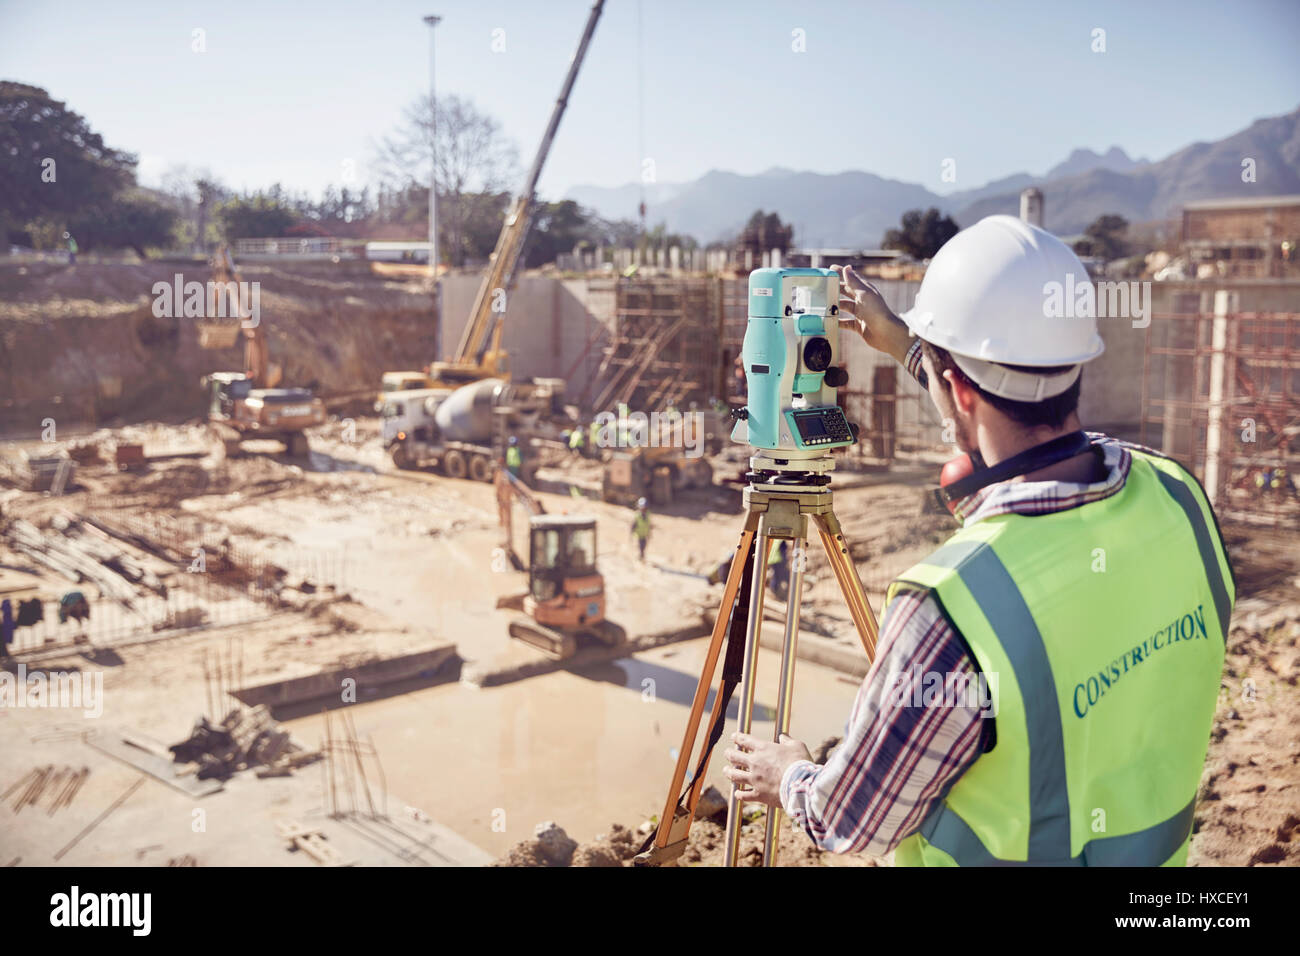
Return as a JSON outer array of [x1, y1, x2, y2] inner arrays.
[[636, 519, 757, 865], [814, 513, 879, 662]]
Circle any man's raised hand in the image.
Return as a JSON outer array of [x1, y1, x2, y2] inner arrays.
[[832, 263, 911, 365]]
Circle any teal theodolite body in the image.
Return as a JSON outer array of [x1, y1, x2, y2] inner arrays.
[[731, 267, 855, 460]]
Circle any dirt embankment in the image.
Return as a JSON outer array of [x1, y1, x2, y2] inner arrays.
[[1190, 529, 1300, 866], [0, 259, 436, 432]]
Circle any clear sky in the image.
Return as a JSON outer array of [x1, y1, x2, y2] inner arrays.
[[2, 0, 1297, 209]]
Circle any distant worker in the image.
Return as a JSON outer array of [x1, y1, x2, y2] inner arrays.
[[724, 216, 1233, 867], [1, 598, 14, 659], [1254, 467, 1294, 500], [568, 425, 586, 456], [707, 541, 788, 599], [494, 460, 513, 540], [59, 590, 91, 644], [65, 232, 78, 265], [505, 436, 523, 480], [631, 497, 651, 562]]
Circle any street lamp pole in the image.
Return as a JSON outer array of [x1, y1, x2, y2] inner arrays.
[[424, 14, 442, 361]]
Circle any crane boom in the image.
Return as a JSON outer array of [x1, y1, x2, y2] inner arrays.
[[443, 0, 604, 379]]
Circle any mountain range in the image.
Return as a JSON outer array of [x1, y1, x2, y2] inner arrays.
[[564, 106, 1300, 246]]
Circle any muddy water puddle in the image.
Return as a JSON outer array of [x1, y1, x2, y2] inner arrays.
[[284, 638, 863, 857]]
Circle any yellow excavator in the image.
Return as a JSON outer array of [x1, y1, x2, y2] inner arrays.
[[382, 0, 604, 392], [200, 247, 325, 458], [493, 467, 619, 660]]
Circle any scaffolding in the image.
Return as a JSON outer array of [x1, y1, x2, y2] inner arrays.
[[585, 278, 721, 411], [1141, 308, 1300, 530], [577, 274, 949, 461]]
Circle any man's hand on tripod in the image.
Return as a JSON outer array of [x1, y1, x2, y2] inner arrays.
[[832, 263, 912, 366], [723, 732, 813, 807]]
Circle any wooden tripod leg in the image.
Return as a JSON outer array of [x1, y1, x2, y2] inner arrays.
[[813, 513, 880, 662], [724, 526, 773, 867], [642, 520, 757, 863], [762, 532, 807, 867], [684, 663, 731, 812]]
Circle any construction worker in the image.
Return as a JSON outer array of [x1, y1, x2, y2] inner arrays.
[[568, 424, 586, 456], [505, 436, 523, 480], [723, 216, 1233, 866], [494, 459, 514, 540], [631, 497, 651, 562]]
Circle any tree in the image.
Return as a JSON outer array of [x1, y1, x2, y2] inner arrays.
[[215, 195, 297, 241], [459, 190, 512, 262], [0, 81, 137, 244], [374, 93, 519, 266], [526, 200, 608, 267], [600, 217, 641, 249], [882, 208, 959, 260], [68, 190, 178, 257], [737, 210, 793, 257], [1072, 214, 1129, 262], [155, 165, 228, 252]]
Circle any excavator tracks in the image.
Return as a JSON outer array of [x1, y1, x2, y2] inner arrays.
[[508, 618, 577, 660]]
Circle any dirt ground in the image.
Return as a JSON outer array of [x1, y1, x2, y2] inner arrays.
[[2, 420, 1296, 867], [1188, 529, 1300, 866]]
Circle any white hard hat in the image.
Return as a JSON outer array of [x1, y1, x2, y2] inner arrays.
[[901, 215, 1104, 401], [636, 497, 647, 508]]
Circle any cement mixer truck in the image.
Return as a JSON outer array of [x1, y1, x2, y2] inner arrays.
[[380, 377, 562, 484]]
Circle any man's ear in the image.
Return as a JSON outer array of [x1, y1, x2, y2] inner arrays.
[[942, 369, 979, 416]]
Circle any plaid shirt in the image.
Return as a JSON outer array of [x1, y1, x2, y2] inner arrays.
[[780, 340, 1140, 858]]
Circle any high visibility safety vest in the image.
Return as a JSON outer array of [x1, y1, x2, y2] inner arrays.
[[569, 428, 585, 449], [888, 449, 1233, 867], [633, 513, 650, 539], [506, 446, 522, 470]]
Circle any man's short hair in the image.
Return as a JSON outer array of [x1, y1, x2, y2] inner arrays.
[[921, 340, 1081, 430]]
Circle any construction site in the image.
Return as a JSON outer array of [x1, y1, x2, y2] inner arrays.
[[2, 2, 1299, 878]]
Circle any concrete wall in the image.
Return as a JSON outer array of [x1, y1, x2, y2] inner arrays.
[[438, 274, 616, 402], [432, 274, 1297, 447]]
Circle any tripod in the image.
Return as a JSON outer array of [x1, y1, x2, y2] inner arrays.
[[634, 460, 880, 866]]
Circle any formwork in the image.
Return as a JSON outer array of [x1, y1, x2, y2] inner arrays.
[[584, 278, 722, 411], [1140, 307, 1300, 530]]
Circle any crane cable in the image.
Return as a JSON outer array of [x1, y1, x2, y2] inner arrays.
[[637, 0, 646, 240]]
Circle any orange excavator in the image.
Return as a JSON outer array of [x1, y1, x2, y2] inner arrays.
[[494, 467, 619, 659], [200, 247, 325, 458]]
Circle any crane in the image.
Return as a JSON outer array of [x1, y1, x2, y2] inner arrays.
[[417, 0, 605, 388]]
